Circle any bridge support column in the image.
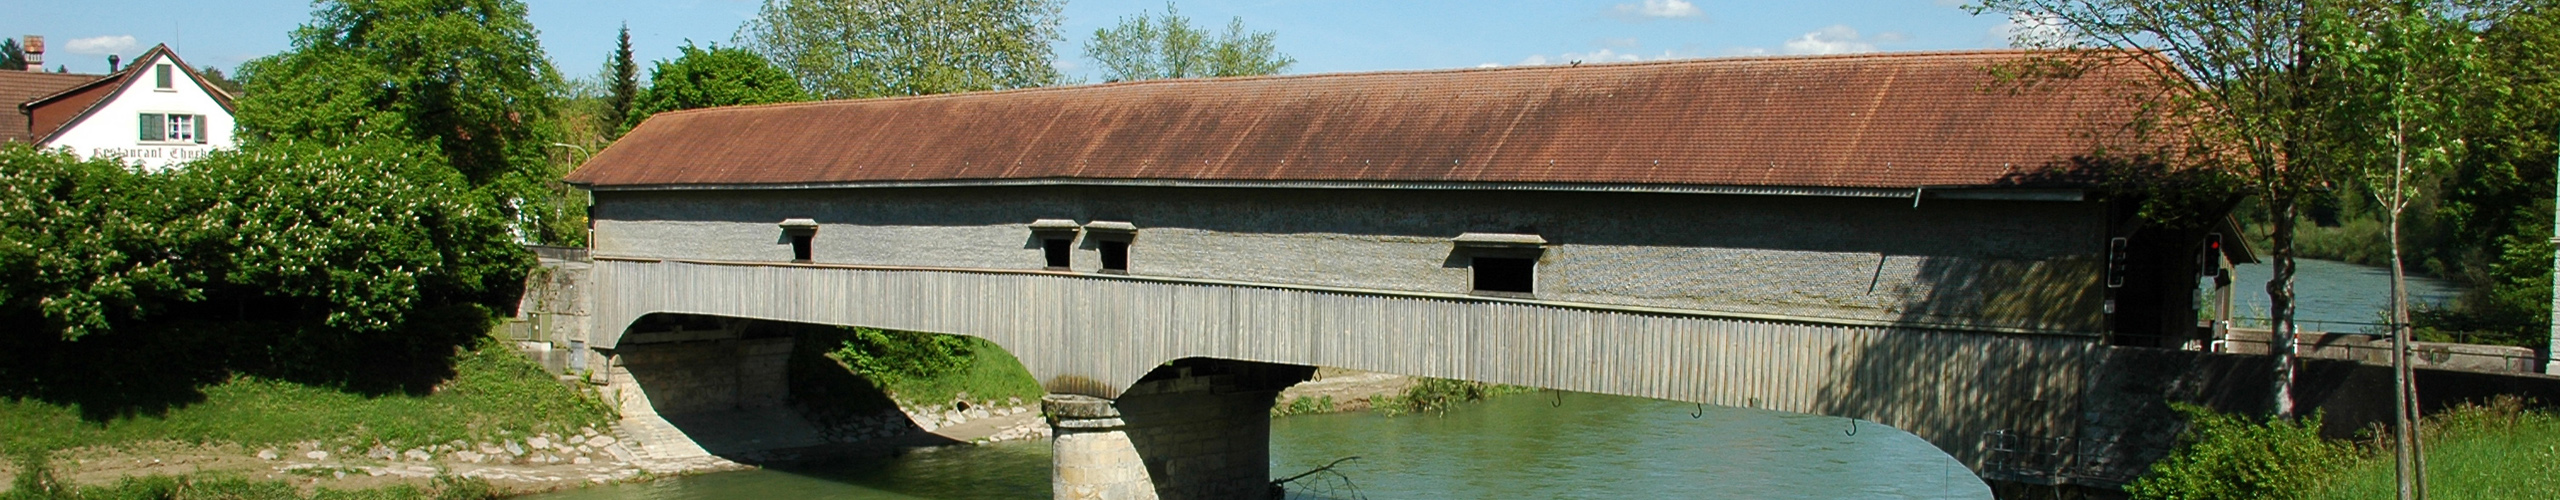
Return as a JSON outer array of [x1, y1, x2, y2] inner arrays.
[[1046, 395, 1159, 500], [1045, 361, 1312, 500]]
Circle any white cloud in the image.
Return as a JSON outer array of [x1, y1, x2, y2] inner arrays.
[[1780, 25, 1879, 55], [1994, 12, 2075, 48], [63, 35, 137, 55], [1597, 37, 1640, 48], [1610, 0, 1703, 21], [1510, 47, 1696, 67]]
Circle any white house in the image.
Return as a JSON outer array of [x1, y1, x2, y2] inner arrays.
[[19, 44, 235, 172]]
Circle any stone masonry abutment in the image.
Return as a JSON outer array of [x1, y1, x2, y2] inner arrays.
[[1046, 360, 1315, 500]]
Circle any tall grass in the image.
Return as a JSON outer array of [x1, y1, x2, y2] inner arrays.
[[2317, 398, 2560, 499]]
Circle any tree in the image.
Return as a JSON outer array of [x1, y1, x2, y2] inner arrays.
[[2310, 2, 2485, 496], [232, 0, 574, 243], [1, 38, 23, 71], [606, 23, 639, 138], [0, 145, 191, 341], [629, 43, 810, 126], [197, 66, 244, 95], [1973, 0, 2343, 418], [1086, 3, 1294, 81], [735, 0, 1065, 98]]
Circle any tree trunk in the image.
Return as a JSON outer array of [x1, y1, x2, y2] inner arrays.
[[2269, 191, 2300, 418]]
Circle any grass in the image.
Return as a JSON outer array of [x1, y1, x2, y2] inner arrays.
[[5, 465, 499, 500], [1369, 378, 1534, 417], [2316, 398, 2560, 499], [873, 336, 1045, 408], [0, 340, 616, 455]]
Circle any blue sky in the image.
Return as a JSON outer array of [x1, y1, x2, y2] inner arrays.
[[6, 1, 2025, 82]]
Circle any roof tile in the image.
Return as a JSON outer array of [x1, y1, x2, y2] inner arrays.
[[568, 50, 2166, 190]]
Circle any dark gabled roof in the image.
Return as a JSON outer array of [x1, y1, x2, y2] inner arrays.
[[568, 49, 2171, 191], [0, 70, 103, 142], [23, 44, 237, 145]]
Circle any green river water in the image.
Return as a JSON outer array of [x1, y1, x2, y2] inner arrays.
[[525, 394, 1989, 500]]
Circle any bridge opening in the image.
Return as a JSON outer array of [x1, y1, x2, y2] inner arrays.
[[602, 314, 1047, 469]]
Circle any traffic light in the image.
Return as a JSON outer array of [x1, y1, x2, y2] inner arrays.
[[2107, 237, 2129, 288], [2198, 233, 2224, 278]]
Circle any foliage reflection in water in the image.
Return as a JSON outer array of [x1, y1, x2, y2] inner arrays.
[[524, 392, 1989, 500]]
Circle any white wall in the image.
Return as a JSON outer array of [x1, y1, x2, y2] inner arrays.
[[42, 52, 235, 172]]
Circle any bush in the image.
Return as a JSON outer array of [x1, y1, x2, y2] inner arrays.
[[0, 138, 533, 419], [831, 327, 976, 386], [2125, 403, 2358, 500], [1372, 378, 1530, 416]]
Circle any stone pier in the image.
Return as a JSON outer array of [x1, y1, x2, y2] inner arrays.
[[1045, 361, 1314, 500]]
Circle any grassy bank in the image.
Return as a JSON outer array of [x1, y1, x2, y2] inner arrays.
[[6, 468, 498, 500], [2126, 397, 2560, 500], [801, 327, 1044, 411], [2317, 399, 2560, 499], [0, 341, 615, 455]]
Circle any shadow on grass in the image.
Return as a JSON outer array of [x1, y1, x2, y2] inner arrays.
[[0, 303, 494, 423]]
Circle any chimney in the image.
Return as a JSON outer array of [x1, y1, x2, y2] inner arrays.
[[107, 54, 118, 73], [21, 35, 41, 70]]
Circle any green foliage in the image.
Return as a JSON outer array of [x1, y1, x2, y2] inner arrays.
[[169, 139, 527, 333], [736, 0, 1065, 99], [0, 467, 499, 500], [1269, 395, 1336, 417], [2124, 404, 2357, 500], [606, 24, 639, 138], [1086, 3, 1294, 81], [830, 327, 975, 386], [1371, 378, 1531, 417], [0, 138, 532, 418], [813, 327, 1041, 406], [629, 43, 810, 126], [0, 38, 22, 71], [0, 340, 613, 455], [232, 0, 577, 244], [196, 67, 244, 96], [2318, 397, 2560, 499], [0, 146, 193, 341]]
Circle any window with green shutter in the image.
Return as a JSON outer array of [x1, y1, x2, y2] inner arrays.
[[193, 115, 206, 144], [139, 113, 163, 141]]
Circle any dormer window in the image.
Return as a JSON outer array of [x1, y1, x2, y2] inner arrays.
[[779, 218, 819, 263], [155, 64, 174, 90], [1453, 232, 1546, 297], [1029, 219, 1081, 270], [1085, 221, 1136, 274]]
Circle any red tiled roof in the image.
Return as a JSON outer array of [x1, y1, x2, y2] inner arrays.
[[567, 50, 2170, 190], [0, 71, 104, 143]]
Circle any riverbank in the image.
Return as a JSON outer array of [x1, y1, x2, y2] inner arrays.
[[0, 342, 630, 497]]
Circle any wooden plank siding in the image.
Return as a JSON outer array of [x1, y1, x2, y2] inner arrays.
[[592, 257, 2097, 469]]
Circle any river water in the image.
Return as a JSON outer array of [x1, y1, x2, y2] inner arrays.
[[2226, 258, 2465, 332], [525, 258, 2449, 500], [525, 395, 1984, 500]]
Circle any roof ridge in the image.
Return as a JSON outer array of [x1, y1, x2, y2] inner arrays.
[[644, 48, 2105, 120]]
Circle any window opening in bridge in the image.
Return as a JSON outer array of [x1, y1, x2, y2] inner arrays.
[[1084, 220, 1136, 274], [1472, 256, 1535, 294], [1099, 240, 1129, 273], [1043, 237, 1072, 269], [779, 218, 819, 263]]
